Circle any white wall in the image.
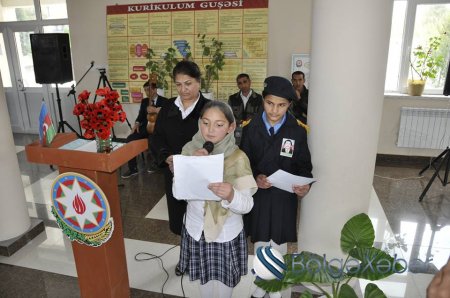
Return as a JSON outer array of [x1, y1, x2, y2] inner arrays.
[[66, 0, 312, 137], [267, 0, 312, 76]]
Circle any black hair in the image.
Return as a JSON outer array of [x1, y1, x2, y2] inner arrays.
[[200, 101, 235, 124], [143, 81, 157, 89], [236, 73, 250, 82], [173, 60, 201, 82], [292, 71, 305, 80]]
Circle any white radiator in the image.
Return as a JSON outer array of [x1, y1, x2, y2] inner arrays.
[[397, 107, 450, 149]]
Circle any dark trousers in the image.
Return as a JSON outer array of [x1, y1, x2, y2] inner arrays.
[[126, 129, 148, 171], [147, 134, 158, 167], [163, 167, 186, 235]]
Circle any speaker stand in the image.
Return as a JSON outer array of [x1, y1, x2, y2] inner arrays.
[[55, 83, 81, 138]]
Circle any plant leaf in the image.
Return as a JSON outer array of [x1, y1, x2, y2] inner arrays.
[[338, 284, 358, 298], [341, 213, 375, 253], [364, 283, 387, 298], [254, 277, 289, 293], [300, 290, 314, 298], [347, 247, 406, 280], [254, 251, 345, 293]]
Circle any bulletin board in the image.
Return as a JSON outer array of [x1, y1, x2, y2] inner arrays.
[[106, 0, 269, 103]]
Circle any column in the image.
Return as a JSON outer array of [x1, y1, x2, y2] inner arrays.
[[298, 0, 393, 258], [0, 79, 30, 240]]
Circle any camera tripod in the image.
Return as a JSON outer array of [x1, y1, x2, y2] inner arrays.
[[418, 147, 450, 202], [93, 68, 113, 102], [55, 83, 82, 137], [94, 68, 132, 140]]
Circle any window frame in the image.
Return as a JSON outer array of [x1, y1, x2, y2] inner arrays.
[[395, 0, 450, 95]]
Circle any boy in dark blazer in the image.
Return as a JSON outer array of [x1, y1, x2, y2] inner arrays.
[[240, 76, 313, 298]]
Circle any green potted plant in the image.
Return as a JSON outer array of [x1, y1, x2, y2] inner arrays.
[[197, 34, 225, 97], [146, 45, 192, 94], [408, 34, 447, 96], [145, 48, 170, 91], [255, 213, 405, 297], [163, 45, 192, 81]]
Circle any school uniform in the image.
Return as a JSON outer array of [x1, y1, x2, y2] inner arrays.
[[175, 129, 257, 290], [240, 111, 312, 245]]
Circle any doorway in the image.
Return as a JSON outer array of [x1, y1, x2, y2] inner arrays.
[[0, 24, 48, 133], [0, 23, 77, 134]]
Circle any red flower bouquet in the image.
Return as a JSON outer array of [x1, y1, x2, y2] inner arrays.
[[73, 87, 127, 140]]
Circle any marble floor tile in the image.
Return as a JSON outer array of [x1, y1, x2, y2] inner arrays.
[[23, 172, 58, 205], [1, 133, 449, 297], [146, 195, 169, 221], [15, 145, 25, 153]]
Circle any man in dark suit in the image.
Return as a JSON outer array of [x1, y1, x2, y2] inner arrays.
[[228, 73, 263, 144], [290, 71, 309, 124], [121, 81, 168, 178], [228, 73, 263, 125]]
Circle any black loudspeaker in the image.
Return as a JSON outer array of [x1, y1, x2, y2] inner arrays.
[[30, 33, 73, 84], [444, 58, 450, 96]]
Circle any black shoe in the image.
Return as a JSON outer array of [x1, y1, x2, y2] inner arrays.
[[147, 162, 159, 173], [121, 169, 138, 179], [175, 264, 183, 276]]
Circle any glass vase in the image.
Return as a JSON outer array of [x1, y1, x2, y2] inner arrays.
[[95, 133, 113, 153]]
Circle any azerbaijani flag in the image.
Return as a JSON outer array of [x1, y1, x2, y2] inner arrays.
[[39, 100, 56, 146]]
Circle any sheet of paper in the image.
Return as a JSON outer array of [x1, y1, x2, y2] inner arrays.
[[59, 139, 92, 150], [72, 140, 97, 152], [173, 153, 224, 201], [59, 139, 125, 152], [267, 169, 316, 193]]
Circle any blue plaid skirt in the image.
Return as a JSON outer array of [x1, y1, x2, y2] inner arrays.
[[178, 225, 248, 287]]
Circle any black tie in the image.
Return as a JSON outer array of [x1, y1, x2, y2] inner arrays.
[[269, 127, 274, 136]]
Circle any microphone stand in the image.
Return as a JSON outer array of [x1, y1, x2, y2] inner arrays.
[[67, 61, 95, 137]]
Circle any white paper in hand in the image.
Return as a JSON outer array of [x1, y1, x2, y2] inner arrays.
[[267, 169, 316, 193], [173, 153, 224, 201]]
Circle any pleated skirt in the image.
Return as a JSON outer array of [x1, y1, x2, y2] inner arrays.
[[178, 226, 248, 287]]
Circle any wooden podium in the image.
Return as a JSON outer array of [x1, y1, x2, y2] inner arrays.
[[25, 133, 147, 298]]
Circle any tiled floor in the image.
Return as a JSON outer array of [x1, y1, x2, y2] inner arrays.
[[0, 133, 449, 297]]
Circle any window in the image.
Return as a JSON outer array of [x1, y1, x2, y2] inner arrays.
[[43, 24, 69, 34], [0, 1, 71, 89], [40, 0, 68, 20], [385, 1, 407, 92], [15, 31, 40, 88], [0, 0, 36, 22], [385, 0, 450, 94], [0, 33, 12, 87]]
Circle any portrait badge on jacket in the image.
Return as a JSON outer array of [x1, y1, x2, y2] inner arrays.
[[280, 138, 295, 157]]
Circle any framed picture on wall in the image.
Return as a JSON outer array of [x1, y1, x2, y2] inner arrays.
[[291, 54, 310, 88]]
